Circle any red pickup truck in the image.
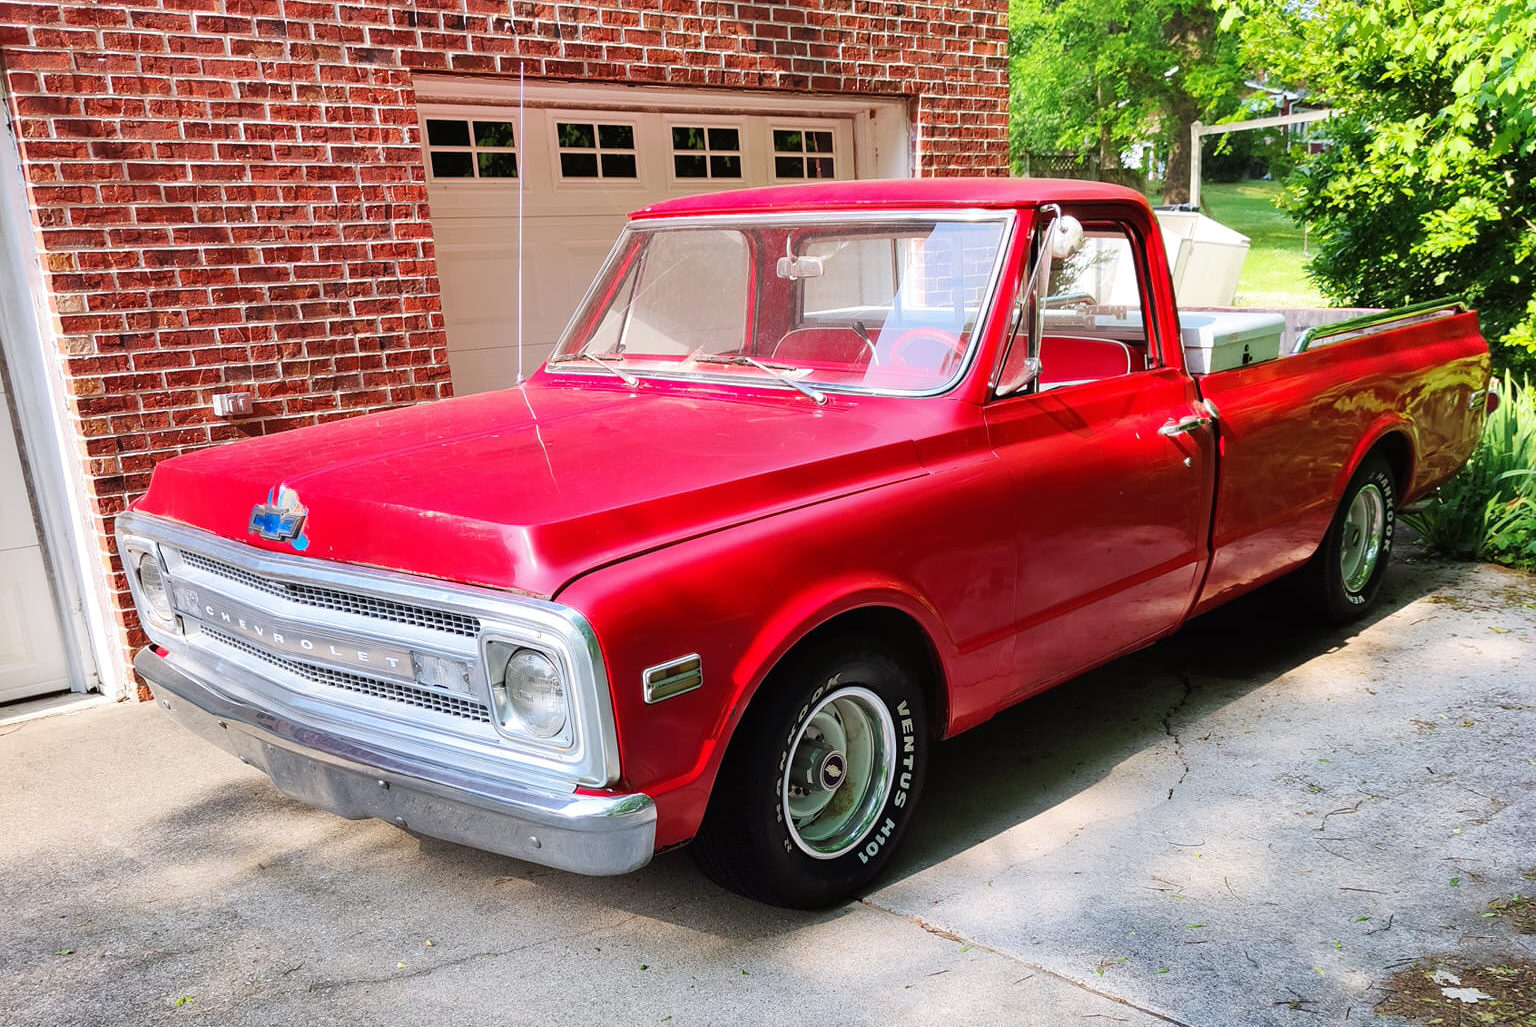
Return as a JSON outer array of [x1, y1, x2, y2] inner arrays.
[[118, 179, 1491, 908]]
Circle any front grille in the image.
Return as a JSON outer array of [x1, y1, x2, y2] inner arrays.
[[179, 549, 481, 638], [207, 627, 493, 724]]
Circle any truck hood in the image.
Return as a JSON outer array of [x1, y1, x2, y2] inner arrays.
[[134, 379, 932, 597]]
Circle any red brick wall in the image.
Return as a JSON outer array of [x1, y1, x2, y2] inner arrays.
[[0, 0, 1009, 696]]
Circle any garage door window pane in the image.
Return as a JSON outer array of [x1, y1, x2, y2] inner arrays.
[[675, 154, 708, 177], [424, 116, 516, 180], [474, 121, 515, 148], [671, 124, 743, 180], [558, 122, 596, 148], [427, 119, 470, 147], [598, 124, 634, 149], [431, 152, 474, 177], [478, 152, 518, 178], [601, 153, 637, 178], [560, 152, 600, 178], [557, 121, 638, 180], [773, 127, 836, 180]]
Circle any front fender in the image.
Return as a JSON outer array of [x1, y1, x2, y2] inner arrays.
[[554, 463, 1017, 848], [728, 575, 956, 731]]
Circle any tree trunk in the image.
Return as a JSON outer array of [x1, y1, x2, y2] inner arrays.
[[1161, 93, 1200, 206], [1094, 81, 1117, 173], [1160, 5, 1216, 206]]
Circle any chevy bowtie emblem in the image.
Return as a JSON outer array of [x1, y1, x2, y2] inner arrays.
[[249, 485, 310, 550], [819, 751, 847, 791]]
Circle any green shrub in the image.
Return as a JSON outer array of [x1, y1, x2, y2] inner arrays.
[[1401, 373, 1536, 570]]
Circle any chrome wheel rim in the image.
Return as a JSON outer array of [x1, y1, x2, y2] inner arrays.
[[782, 685, 897, 860], [1340, 483, 1386, 593]]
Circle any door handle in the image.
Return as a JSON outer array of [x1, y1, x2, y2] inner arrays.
[[1158, 414, 1211, 437]]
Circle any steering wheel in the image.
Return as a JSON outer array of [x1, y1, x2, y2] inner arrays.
[[887, 327, 965, 374]]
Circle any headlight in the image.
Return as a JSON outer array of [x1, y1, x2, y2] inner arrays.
[[487, 643, 568, 740], [131, 547, 175, 625]]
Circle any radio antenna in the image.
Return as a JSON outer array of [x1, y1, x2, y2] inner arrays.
[[516, 62, 526, 385]]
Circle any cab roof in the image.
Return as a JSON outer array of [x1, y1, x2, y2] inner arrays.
[[632, 177, 1150, 219]]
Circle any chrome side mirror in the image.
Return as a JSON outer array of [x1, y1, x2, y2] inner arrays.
[[1051, 215, 1085, 259]]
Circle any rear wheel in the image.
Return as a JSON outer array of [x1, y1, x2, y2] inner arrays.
[[1301, 453, 1396, 624], [691, 637, 928, 909]]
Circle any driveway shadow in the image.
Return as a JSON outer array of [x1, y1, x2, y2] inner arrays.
[[881, 548, 1468, 886]]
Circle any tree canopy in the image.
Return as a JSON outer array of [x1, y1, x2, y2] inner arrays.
[[1227, 0, 1536, 369], [1008, 0, 1246, 202]]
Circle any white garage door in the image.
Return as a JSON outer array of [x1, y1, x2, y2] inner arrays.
[[421, 87, 871, 395], [0, 385, 70, 703]]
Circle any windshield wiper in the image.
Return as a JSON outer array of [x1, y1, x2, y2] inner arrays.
[[548, 351, 638, 387], [852, 320, 879, 365], [694, 354, 829, 406]]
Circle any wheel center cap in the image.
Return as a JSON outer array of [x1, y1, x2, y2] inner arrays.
[[818, 751, 847, 792]]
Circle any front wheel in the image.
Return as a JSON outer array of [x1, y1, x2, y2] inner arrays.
[[690, 638, 928, 909], [1300, 453, 1396, 624]]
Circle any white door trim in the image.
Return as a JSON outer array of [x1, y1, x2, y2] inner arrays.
[[0, 84, 114, 697], [412, 75, 913, 179]]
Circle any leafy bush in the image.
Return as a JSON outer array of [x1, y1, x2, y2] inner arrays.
[[1222, 0, 1536, 375], [1401, 374, 1536, 570]]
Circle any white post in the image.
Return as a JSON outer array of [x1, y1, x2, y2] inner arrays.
[[516, 64, 525, 384], [1189, 120, 1203, 210], [1186, 109, 1337, 210]]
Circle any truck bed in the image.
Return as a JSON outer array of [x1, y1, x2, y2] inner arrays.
[[1191, 308, 1487, 612]]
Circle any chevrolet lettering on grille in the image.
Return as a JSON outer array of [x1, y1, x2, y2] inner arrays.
[[174, 589, 416, 681]]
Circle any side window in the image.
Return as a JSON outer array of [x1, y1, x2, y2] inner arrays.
[[998, 219, 1155, 396], [1045, 226, 1150, 350]]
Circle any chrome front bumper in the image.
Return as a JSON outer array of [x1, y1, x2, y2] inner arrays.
[[135, 647, 657, 876]]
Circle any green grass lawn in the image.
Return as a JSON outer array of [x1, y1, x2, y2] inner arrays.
[[1196, 180, 1327, 308]]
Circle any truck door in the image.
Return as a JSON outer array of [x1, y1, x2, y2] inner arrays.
[[983, 215, 1215, 698]]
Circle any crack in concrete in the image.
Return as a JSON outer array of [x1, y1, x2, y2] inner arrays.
[[1160, 673, 1195, 801], [304, 912, 642, 992], [860, 898, 1200, 1027]]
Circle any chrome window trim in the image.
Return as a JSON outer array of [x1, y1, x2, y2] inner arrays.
[[116, 510, 621, 789], [547, 209, 1018, 400]]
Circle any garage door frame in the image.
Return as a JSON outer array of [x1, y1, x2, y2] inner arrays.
[[413, 76, 913, 182], [414, 77, 913, 393], [0, 98, 108, 698]]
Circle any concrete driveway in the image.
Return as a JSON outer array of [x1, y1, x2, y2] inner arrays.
[[3, 548, 1533, 1026]]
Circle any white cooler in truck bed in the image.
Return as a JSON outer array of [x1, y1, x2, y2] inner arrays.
[[1179, 311, 1285, 373]]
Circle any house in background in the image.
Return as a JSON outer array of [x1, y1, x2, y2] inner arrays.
[[0, 2, 1010, 704]]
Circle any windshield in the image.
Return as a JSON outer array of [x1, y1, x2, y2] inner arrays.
[[548, 213, 1012, 395]]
